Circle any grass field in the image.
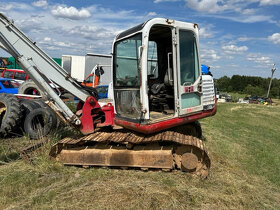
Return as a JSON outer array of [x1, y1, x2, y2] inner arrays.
[[0, 103, 280, 209]]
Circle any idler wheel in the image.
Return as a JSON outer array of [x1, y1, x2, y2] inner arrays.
[[181, 153, 198, 171]]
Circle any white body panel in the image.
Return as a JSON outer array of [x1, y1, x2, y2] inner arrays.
[[62, 55, 86, 82], [201, 75, 216, 109]]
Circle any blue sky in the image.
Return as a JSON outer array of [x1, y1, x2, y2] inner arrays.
[[0, 0, 279, 78]]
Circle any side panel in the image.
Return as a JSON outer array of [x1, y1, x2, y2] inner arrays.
[[70, 56, 86, 82], [61, 56, 71, 74]]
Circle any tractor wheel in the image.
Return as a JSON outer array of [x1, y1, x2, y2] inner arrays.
[[32, 99, 48, 108], [23, 107, 57, 139], [33, 99, 60, 126], [0, 94, 22, 136], [18, 80, 45, 97], [19, 98, 41, 117]]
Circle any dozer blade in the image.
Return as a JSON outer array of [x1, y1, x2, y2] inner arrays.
[[55, 145, 173, 169]]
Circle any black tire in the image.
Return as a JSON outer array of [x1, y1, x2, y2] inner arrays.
[[0, 94, 22, 136], [32, 99, 48, 108], [18, 80, 45, 96], [32, 99, 60, 126], [19, 98, 41, 117], [23, 107, 57, 139]]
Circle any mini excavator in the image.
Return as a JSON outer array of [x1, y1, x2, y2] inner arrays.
[[0, 13, 216, 177]]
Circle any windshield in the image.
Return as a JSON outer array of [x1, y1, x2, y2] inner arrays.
[[113, 33, 142, 119], [114, 33, 142, 87]]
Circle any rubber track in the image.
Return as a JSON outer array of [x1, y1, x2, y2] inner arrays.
[[51, 129, 211, 177]]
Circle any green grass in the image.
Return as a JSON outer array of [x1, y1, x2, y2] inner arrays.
[[0, 103, 280, 209]]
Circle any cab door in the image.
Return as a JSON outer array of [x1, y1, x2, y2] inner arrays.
[[174, 28, 203, 116]]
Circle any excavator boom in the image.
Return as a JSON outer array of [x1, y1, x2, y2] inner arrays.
[[0, 13, 90, 124]]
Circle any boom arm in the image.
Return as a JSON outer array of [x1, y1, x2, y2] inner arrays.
[[0, 13, 91, 124]]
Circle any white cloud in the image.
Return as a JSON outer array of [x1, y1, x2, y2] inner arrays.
[[241, 8, 256, 15], [86, 5, 136, 21], [0, 2, 33, 12], [185, 0, 230, 13], [51, 6, 91, 20], [147, 12, 157, 16], [199, 27, 214, 38], [32, 0, 48, 8], [184, 0, 280, 22], [0, 4, 13, 11], [247, 53, 272, 64], [237, 36, 251, 42], [239, 15, 274, 23], [268, 33, 280, 45], [66, 25, 117, 40], [237, 36, 265, 42], [259, 0, 280, 6], [154, 0, 180, 3], [15, 18, 43, 33], [222, 44, 248, 54], [39, 36, 82, 50], [200, 49, 220, 61], [44, 37, 51, 41]]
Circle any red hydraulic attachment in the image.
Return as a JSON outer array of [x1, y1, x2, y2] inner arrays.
[[79, 96, 115, 135]]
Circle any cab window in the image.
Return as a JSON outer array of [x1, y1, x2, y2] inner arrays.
[[114, 33, 142, 87], [179, 30, 199, 85], [147, 41, 158, 79], [14, 72, 26, 80], [3, 71, 14, 79]]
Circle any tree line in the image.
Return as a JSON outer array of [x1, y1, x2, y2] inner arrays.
[[214, 75, 280, 98]]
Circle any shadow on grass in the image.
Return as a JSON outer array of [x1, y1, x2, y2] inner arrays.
[[0, 147, 20, 164]]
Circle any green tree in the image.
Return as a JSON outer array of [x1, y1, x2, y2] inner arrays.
[[215, 76, 230, 91], [270, 87, 280, 98], [244, 84, 266, 96]]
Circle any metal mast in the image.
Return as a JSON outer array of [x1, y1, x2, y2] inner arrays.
[[266, 64, 276, 98]]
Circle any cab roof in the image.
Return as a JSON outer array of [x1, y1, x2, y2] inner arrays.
[[115, 18, 198, 42]]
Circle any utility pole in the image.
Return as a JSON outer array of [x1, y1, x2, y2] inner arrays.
[[266, 64, 276, 98]]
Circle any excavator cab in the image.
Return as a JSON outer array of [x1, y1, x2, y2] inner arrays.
[[113, 18, 215, 133]]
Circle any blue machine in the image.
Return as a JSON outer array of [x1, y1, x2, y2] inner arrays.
[[201, 64, 210, 74], [96, 85, 108, 99], [0, 78, 19, 94]]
